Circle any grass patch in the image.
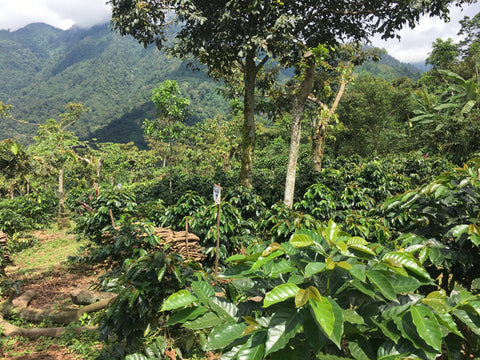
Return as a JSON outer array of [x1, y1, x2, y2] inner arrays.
[[11, 232, 88, 273]]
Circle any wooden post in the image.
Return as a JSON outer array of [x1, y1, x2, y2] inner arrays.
[[185, 218, 190, 258], [213, 183, 222, 277]]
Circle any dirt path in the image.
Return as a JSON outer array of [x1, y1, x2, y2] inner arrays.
[[1, 230, 104, 359]]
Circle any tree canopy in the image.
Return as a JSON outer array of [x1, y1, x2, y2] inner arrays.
[[109, 0, 474, 187]]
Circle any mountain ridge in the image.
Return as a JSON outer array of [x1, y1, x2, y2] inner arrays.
[[0, 23, 422, 147]]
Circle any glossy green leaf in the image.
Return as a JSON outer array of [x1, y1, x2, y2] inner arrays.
[[165, 306, 207, 326], [422, 290, 447, 313], [237, 330, 267, 360], [411, 305, 442, 351], [305, 261, 326, 277], [325, 219, 340, 246], [191, 281, 215, 306], [161, 290, 197, 311], [342, 309, 365, 325], [207, 323, 247, 350], [370, 318, 401, 343], [347, 237, 376, 256], [366, 270, 397, 301], [265, 308, 302, 356], [452, 309, 480, 335], [393, 311, 437, 357], [347, 264, 367, 282], [449, 224, 469, 238], [250, 249, 285, 271], [391, 274, 421, 293], [383, 252, 431, 280], [264, 283, 300, 308], [290, 233, 314, 248], [308, 297, 334, 336], [183, 311, 223, 330], [208, 297, 238, 323], [326, 297, 344, 349], [349, 341, 374, 360], [436, 312, 463, 338]]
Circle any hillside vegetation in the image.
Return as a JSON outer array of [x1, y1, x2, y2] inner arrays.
[[1, 23, 420, 147]]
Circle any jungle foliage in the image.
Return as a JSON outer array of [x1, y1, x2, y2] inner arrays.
[[2, 6, 480, 360]]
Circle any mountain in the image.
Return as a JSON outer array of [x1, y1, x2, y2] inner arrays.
[[0, 23, 424, 147], [355, 52, 422, 80], [0, 23, 228, 148]]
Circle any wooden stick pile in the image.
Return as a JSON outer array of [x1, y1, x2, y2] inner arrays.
[[0, 231, 12, 266], [154, 228, 204, 262]]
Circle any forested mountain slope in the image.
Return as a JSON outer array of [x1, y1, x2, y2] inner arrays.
[[0, 23, 421, 147], [0, 23, 227, 147]]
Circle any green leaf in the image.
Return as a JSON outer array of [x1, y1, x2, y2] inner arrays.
[[207, 323, 247, 351], [250, 249, 284, 271], [268, 258, 296, 278], [305, 262, 326, 277], [191, 281, 215, 305], [383, 252, 431, 281], [290, 233, 314, 248], [208, 297, 238, 323], [347, 264, 367, 282], [308, 297, 335, 336], [452, 309, 480, 335], [349, 341, 374, 360], [370, 318, 401, 343], [326, 219, 340, 246], [303, 310, 328, 352], [342, 309, 365, 325], [347, 237, 376, 256], [237, 330, 267, 360], [165, 306, 207, 326], [391, 274, 421, 293], [183, 311, 224, 330], [393, 311, 437, 357], [449, 224, 469, 238], [422, 290, 448, 313], [411, 305, 442, 351], [326, 297, 344, 349], [366, 270, 397, 301], [264, 283, 300, 308], [435, 312, 463, 337], [265, 308, 302, 356], [161, 290, 197, 311]]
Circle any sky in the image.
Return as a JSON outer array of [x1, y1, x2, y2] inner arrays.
[[0, 1, 479, 65]]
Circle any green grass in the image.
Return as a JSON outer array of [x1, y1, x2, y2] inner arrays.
[[12, 231, 88, 273]]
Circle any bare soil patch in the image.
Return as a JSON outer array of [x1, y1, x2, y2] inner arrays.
[[1, 230, 104, 359]]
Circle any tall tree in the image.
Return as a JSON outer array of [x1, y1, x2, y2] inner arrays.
[[425, 38, 460, 70], [143, 80, 190, 192], [108, 0, 472, 187], [31, 103, 89, 214]]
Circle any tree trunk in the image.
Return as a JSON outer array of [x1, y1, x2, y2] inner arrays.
[[58, 167, 65, 214], [284, 58, 316, 208], [240, 52, 258, 187], [312, 120, 327, 173], [8, 181, 14, 199], [310, 74, 348, 173]]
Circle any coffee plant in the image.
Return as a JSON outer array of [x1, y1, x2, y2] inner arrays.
[[161, 222, 480, 359]]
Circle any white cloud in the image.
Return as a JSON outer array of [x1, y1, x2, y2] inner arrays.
[[371, 2, 480, 64], [0, 1, 478, 64], [0, 0, 111, 31]]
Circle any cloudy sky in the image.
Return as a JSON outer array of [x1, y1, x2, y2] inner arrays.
[[0, 0, 478, 64]]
